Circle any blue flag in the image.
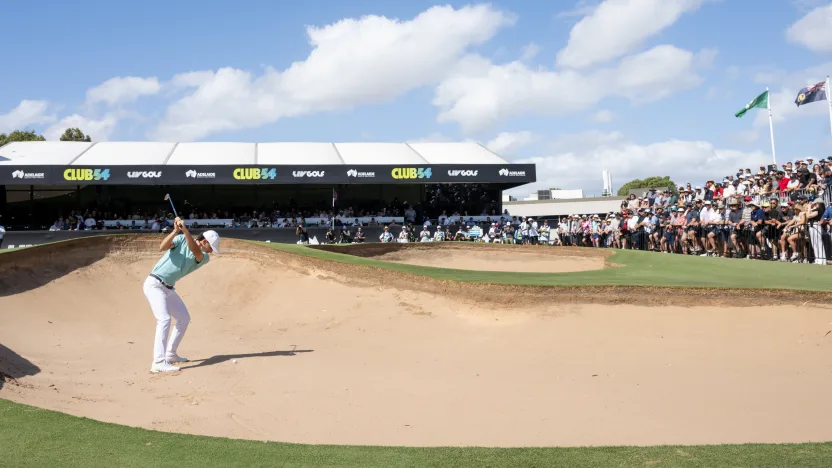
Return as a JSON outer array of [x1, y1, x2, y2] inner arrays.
[[795, 81, 827, 106]]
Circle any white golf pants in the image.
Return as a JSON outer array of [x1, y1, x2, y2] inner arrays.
[[143, 276, 190, 364]]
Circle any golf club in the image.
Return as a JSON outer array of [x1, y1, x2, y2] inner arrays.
[[164, 193, 178, 218]]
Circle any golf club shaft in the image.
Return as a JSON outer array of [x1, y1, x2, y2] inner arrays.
[[166, 195, 178, 218]]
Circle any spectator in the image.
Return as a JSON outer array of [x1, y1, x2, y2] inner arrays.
[[419, 226, 431, 242], [379, 226, 394, 243]]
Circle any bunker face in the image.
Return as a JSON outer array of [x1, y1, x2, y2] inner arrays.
[[374, 248, 605, 273], [2, 238, 832, 447]]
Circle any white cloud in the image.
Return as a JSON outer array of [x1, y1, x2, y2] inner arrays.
[[520, 42, 541, 62], [507, 131, 769, 194], [86, 76, 161, 106], [170, 71, 216, 88], [591, 109, 614, 123], [556, 0, 600, 19], [485, 131, 537, 155], [786, 3, 832, 53], [555, 0, 707, 69], [0, 100, 55, 134], [44, 113, 119, 141], [153, 4, 515, 141], [434, 45, 705, 133], [694, 48, 719, 69]]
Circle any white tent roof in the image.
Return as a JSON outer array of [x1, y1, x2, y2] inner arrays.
[[0, 141, 509, 166]]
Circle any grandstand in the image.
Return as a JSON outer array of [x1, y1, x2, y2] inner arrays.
[[0, 141, 536, 231]]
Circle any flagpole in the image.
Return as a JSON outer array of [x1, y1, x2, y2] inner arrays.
[[766, 87, 777, 165], [826, 76, 832, 136]]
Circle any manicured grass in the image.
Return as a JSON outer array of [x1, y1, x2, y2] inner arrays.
[[263, 242, 832, 292], [2, 399, 831, 468]]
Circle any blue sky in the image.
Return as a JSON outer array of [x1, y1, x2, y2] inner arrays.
[[1, 0, 831, 194]]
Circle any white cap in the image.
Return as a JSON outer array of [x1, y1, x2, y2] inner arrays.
[[202, 230, 221, 254]]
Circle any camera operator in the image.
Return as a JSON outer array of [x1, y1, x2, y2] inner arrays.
[[296, 224, 309, 244], [339, 226, 353, 244]]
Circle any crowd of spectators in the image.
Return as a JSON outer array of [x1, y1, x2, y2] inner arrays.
[[40, 157, 832, 265], [48, 205, 416, 231], [363, 157, 832, 265]]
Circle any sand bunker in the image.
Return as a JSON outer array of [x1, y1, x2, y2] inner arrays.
[[373, 246, 604, 273], [2, 237, 832, 447]]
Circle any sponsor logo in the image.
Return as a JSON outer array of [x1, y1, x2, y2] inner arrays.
[[498, 168, 526, 177], [292, 170, 325, 178], [233, 168, 276, 180], [185, 170, 216, 179], [64, 168, 111, 181], [11, 170, 45, 179], [447, 170, 479, 177], [347, 169, 375, 178], [391, 167, 432, 180], [127, 171, 162, 179]]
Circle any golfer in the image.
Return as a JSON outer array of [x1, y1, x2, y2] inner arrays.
[[144, 217, 220, 373]]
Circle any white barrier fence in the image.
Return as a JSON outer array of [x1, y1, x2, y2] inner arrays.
[[100, 216, 406, 229], [436, 215, 512, 224]]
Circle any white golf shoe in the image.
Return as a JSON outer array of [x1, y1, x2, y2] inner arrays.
[[166, 354, 189, 363], [150, 361, 180, 373]]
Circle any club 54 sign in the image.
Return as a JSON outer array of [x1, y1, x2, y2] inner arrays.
[[391, 167, 432, 180], [64, 168, 111, 181], [233, 168, 276, 180]]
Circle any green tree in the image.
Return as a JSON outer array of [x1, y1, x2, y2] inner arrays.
[[59, 128, 92, 142], [616, 176, 677, 196], [0, 130, 46, 147]]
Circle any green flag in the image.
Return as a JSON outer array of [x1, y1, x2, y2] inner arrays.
[[735, 90, 769, 118]]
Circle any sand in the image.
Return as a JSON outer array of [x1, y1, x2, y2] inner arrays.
[[374, 248, 604, 273], [2, 237, 832, 447]]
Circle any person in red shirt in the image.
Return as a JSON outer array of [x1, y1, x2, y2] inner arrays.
[[713, 181, 725, 199], [776, 171, 789, 192]]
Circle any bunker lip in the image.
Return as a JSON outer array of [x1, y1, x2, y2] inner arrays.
[[309, 242, 614, 260], [345, 244, 607, 274], [3, 235, 831, 307]]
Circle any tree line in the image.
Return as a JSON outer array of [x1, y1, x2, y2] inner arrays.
[[0, 128, 92, 148]]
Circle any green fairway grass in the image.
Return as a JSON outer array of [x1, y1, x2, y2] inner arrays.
[[263, 242, 832, 291], [2, 399, 831, 468]]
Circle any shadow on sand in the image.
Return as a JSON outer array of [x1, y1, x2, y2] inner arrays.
[[0, 236, 119, 297], [181, 348, 314, 370], [0, 343, 41, 390]]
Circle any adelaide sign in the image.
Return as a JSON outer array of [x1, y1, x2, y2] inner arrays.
[[0, 164, 535, 185]]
